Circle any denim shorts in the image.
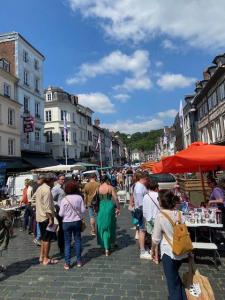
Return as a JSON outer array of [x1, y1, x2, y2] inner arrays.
[[138, 217, 145, 230], [88, 207, 95, 219]]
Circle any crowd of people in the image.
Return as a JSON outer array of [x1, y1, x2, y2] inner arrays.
[[2, 168, 225, 300]]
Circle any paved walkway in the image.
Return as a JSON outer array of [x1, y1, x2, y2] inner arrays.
[[0, 208, 225, 300]]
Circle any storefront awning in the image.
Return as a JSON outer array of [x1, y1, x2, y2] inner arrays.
[[22, 155, 59, 169]]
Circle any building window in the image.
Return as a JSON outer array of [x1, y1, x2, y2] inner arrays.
[[23, 70, 29, 86], [0, 104, 2, 123], [35, 128, 40, 142], [212, 91, 217, 107], [73, 112, 76, 123], [215, 120, 221, 140], [46, 93, 52, 101], [8, 108, 15, 126], [4, 83, 11, 97], [45, 110, 52, 122], [88, 131, 92, 141], [61, 110, 67, 121], [61, 130, 68, 142], [73, 132, 77, 143], [87, 116, 92, 126], [35, 102, 40, 118], [23, 50, 29, 62], [35, 78, 40, 92], [34, 59, 39, 70], [211, 122, 216, 143], [8, 138, 15, 155], [25, 133, 29, 144], [218, 82, 225, 101], [63, 148, 69, 158], [0, 59, 10, 72], [24, 96, 29, 113], [46, 131, 53, 143]]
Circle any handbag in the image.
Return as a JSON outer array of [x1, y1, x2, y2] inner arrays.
[[91, 189, 100, 213], [183, 256, 215, 300], [65, 197, 86, 232]]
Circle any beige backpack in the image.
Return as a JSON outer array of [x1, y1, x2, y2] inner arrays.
[[161, 210, 193, 256]]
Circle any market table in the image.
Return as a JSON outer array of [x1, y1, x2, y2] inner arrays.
[[186, 221, 223, 268]]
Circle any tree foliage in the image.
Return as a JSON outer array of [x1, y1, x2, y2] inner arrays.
[[116, 129, 163, 151]]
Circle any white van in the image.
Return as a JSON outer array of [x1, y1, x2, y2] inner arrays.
[[6, 173, 38, 198], [82, 170, 100, 182]]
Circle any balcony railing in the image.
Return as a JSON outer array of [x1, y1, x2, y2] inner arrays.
[[21, 140, 48, 153]]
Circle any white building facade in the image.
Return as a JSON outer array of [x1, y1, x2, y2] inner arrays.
[[0, 32, 46, 153], [0, 59, 21, 158]]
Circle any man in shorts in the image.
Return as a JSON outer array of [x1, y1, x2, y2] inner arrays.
[[35, 173, 57, 265], [133, 172, 151, 259], [84, 174, 99, 235]]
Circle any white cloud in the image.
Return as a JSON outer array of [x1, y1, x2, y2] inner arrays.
[[102, 118, 163, 134], [68, 0, 225, 50], [78, 93, 115, 113], [162, 39, 178, 51], [113, 93, 130, 103], [157, 109, 177, 118], [102, 108, 177, 134], [66, 50, 151, 92], [155, 61, 163, 68], [157, 73, 196, 90]]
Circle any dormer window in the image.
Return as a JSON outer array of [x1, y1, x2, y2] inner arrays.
[[46, 93, 52, 101]]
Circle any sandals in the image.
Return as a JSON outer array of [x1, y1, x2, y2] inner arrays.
[[42, 258, 59, 266], [105, 250, 110, 257], [64, 263, 70, 270]]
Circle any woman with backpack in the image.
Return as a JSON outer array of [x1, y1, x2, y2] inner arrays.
[[151, 190, 191, 300]]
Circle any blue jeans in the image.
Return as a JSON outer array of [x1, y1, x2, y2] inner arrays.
[[162, 254, 187, 300], [63, 221, 82, 265]]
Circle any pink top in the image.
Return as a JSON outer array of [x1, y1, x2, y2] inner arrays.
[[59, 194, 86, 222]]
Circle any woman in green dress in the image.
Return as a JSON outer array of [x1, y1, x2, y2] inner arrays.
[[97, 175, 120, 256]]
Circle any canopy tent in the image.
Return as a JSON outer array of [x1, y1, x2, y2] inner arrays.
[[152, 142, 225, 174], [32, 164, 85, 173], [141, 161, 157, 171]]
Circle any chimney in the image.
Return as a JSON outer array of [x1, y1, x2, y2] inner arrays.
[[94, 118, 100, 127], [203, 71, 210, 81]]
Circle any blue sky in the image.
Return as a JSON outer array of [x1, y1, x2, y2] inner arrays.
[[0, 0, 224, 133]]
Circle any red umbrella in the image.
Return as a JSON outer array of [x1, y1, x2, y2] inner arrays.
[[152, 142, 225, 174]]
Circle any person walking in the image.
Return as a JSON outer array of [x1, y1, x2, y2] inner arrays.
[[84, 174, 99, 236], [59, 181, 86, 270], [143, 180, 160, 251], [151, 190, 188, 300], [35, 174, 57, 266], [20, 179, 33, 233], [133, 173, 151, 259], [52, 174, 66, 254], [97, 175, 120, 256]]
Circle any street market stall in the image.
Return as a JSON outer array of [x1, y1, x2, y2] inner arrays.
[[32, 164, 85, 173], [150, 142, 225, 267]]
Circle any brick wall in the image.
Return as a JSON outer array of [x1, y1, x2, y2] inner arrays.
[[0, 41, 15, 75]]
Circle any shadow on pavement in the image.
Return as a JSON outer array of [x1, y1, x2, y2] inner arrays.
[[0, 257, 39, 282]]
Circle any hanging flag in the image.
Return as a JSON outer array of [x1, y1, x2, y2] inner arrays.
[[179, 100, 184, 128], [95, 134, 101, 150], [63, 111, 68, 141]]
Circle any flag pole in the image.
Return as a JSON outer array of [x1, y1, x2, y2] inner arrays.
[[99, 137, 103, 175], [63, 111, 68, 166], [65, 136, 68, 166], [111, 142, 113, 167]]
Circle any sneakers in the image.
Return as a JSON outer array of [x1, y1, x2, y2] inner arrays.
[[33, 239, 41, 246], [140, 251, 152, 260]]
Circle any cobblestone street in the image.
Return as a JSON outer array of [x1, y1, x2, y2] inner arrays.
[[1, 208, 225, 300]]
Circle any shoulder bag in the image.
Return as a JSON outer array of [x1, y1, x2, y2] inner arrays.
[[65, 196, 86, 232]]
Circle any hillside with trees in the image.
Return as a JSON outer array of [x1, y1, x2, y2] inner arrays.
[[116, 129, 163, 151]]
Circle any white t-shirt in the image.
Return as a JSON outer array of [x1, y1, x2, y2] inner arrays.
[[133, 181, 148, 208], [143, 191, 160, 221], [152, 210, 188, 260]]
